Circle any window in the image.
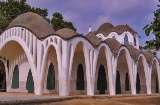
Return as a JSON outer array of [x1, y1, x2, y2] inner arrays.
[[134, 36, 136, 46], [112, 36, 116, 39], [26, 69, 34, 93], [124, 35, 129, 45], [46, 63, 55, 90], [76, 64, 85, 90], [11, 65, 19, 89], [97, 65, 107, 94]]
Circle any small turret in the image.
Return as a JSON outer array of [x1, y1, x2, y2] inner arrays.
[[89, 25, 92, 33]]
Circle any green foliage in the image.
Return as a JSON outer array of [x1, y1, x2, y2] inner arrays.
[[0, 0, 77, 34], [143, 1, 160, 50], [26, 69, 34, 93], [0, 0, 48, 32], [46, 63, 55, 90], [11, 65, 19, 89], [51, 12, 77, 31]]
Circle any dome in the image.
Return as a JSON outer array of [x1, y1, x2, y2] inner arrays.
[[7, 12, 55, 39], [97, 22, 114, 36], [111, 24, 136, 35], [56, 28, 78, 38]]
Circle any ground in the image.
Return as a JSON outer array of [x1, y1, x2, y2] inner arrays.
[[0, 93, 160, 105], [41, 95, 160, 105]]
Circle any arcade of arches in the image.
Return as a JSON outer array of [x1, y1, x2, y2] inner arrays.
[[0, 12, 160, 96]]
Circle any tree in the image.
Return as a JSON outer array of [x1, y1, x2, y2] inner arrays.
[[51, 12, 77, 31], [0, 0, 77, 33], [0, 0, 48, 32], [143, 1, 160, 50]]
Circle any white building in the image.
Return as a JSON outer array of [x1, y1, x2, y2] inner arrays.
[[0, 12, 159, 96]]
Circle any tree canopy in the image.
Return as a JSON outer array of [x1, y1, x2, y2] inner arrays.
[[143, 1, 160, 50], [51, 12, 77, 31], [0, 0, 48, 32], [0, 0, 76, 33]]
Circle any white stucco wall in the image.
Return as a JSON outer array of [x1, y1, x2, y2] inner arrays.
[[0, 26, 159, 96], [96, 31, 139, 49]]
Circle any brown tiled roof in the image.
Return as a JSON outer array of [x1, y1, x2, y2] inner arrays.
[[97, 22, 114, 36], [141, 51, 154, 65], [104, 38, 121, 54], [85, 32, 102, 46], [56, 28, 78, 38], [110, 24, 136, 35], [125, 45, 140, 61], [97, 23, 136, 36], [7, 12, 55, 39], [5, 14, 156, 64]]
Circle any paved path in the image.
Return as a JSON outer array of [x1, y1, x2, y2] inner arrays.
[[0, 92, 158, 105], [0, 92, 75, 105]]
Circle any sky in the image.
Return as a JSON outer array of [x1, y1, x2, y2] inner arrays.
[[25, 0, 158, 47]]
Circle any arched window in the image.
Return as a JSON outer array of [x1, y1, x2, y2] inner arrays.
[[134, 36, 136, 46], [125, 72, 130, 91], [76, 64, 85, 90], [112, 36, 116, 39], [11, 65, 19, 89], [136, 72, 141, 94], [26, 69, 34, 93], [124, 35, 129, 45], [46, 63, 55, 90], [156, 77, 159, 93], [97, 65, 107, 94], [116, 71, 121, 94]]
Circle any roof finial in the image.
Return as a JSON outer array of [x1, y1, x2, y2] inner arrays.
[[89, 25, 92, 33]]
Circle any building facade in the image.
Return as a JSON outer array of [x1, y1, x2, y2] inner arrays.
[[0, 12, 159, 96]]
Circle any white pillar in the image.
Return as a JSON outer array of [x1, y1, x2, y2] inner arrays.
[[130, 61, 137, 95], [107, 54, 116, 95], [59, 41, 70, 96], [84, 47, 95, 96], [34, 76, 43, 95], [146, 65, 151, 94]]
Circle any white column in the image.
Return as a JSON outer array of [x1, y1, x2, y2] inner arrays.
[[146, 65, 151, 94], [34, 75, 43, 95], [130, 61, 137, 95], [59, 41, 70, 96], [108, 54, 116, 95], [83, 47, 96, 96]]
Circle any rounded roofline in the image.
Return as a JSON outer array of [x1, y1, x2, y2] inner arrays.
[[7, 12, 55, 39], [97, 23, 136, 36]]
